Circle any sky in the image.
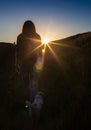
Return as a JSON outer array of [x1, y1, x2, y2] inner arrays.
[[0, 0, 91, 43]]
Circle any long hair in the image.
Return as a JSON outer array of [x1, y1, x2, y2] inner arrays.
[[22, 20, 36, 34]]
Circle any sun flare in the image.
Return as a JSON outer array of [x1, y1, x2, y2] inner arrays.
[[42, 39, 49, 45]]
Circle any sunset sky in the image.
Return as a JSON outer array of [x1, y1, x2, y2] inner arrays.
[[0, 0, 91, 43]]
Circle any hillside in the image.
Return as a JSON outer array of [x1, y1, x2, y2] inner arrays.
[[39, 31, 91, 130], [0, 32, 91, 129]]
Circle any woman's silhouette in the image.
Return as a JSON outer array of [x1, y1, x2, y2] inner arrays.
[[17, 20, 42, 103]]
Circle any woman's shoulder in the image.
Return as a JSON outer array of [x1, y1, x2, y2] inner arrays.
[[35, 33, 41, 40], [17, 33, 23, 39]]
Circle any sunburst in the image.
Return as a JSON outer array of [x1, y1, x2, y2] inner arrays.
[[25, 37, 78, 71]]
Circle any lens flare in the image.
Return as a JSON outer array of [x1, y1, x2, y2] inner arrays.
[[42, 49, 45, 53], [42, 39, 49, 45]]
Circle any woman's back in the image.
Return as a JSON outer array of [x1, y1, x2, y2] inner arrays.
[[16, 20, 41, 69]]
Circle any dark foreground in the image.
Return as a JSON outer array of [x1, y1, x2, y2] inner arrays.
[[0, 32, 91, 130]]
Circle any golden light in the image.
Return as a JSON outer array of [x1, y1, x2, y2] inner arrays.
[[42, 39, 49, 45], [34, 57, 43, 72], [42, 49, 45, 53]]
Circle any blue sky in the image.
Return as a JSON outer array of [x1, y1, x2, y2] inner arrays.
[[0, 0, 91, 42]]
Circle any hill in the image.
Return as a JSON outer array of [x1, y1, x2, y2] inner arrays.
[[39, 31, 91, 130], [0, 32, 91, 129]]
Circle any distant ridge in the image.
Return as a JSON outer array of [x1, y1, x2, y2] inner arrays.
[[52, 31, 91, 48], [0, 42, 13, 45], [54, 31, 91, 42]]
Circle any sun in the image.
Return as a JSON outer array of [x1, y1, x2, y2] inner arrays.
[[42, 39, 49, 45]]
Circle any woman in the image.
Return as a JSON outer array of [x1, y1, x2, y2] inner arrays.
[[17, 20, 42, 103]]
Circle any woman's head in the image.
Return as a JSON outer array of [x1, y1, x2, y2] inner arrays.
[[22, 20, 36, 34]]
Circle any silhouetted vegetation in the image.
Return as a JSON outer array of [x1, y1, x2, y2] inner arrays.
[[0, 32, 91, 130]]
